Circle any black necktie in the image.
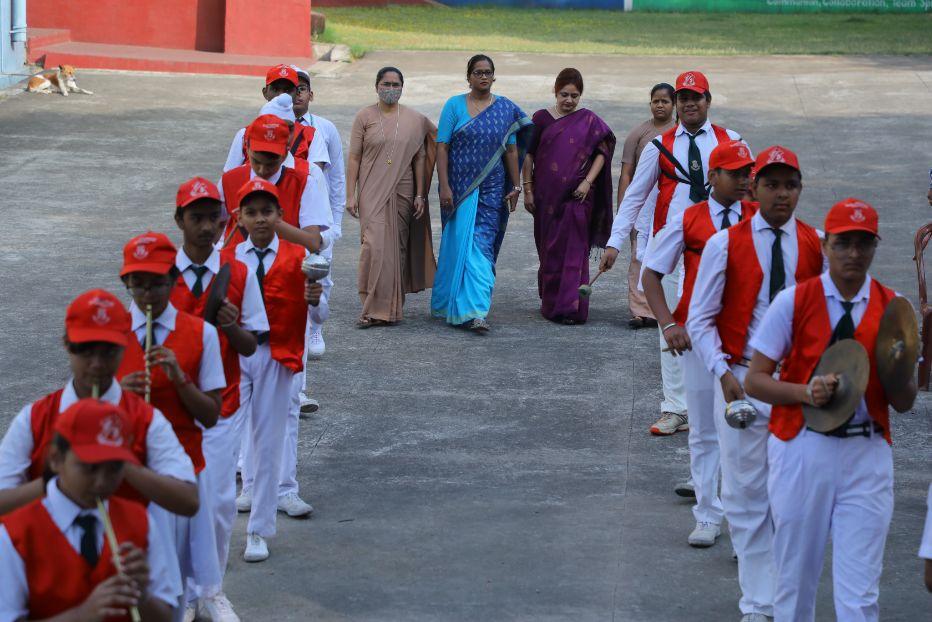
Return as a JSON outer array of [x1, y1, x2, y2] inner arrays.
[[190, 266, 209, 298], [831, 301, 856, 344], [769, 228, 786, 302], [687, 130, 706, 203], [254, 248, 271, 295], [720, 208, 732, 229], [74, 514, 98, 567], [297, 117, 308, 125]]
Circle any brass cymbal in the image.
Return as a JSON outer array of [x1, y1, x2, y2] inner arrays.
[[203, 263, 231, 326], [802, 340, 870, 433], [876, 297, 919, 394]]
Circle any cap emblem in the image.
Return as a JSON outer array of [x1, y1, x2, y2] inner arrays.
[[279, 67, 288, 77], [767, 147, 786, 164], [737, 146, 748, 159], [97, 413, 125, 447], [850, 208, 866, 223], [190, 180, 208, 197], [683, 73, 696, 86], [88, 296, 114, 325]]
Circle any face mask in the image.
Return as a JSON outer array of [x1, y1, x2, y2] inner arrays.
[[378, 87, 403, 105]]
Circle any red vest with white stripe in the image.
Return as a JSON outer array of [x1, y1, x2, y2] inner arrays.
[[769, 277, 896, 443], [653, 124, 732, 235], [4, 495, 148, 621], [171, 256, 248, 418], [672, 199, 757, 325], [716, 218, 823, 365], [116, 311, 208, 473], [221, 165, 308, 248], [27, 388, 152, 504]]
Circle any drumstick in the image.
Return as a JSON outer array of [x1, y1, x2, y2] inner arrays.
[[577, 269, 606, 298], [96, 498, 142, 622], [144, 304, 153, 404]]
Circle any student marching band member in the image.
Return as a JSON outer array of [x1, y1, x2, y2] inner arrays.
[[745, 199, 917, 622], [600, 70, 744, 438], [921, 482, 932, 592], [116, 232, 227, 619], [641, 140, 757, 548], [170, 177, 268, 621], [223, 179, 322, 563], [687, 146, 824, 621], [0, 399, 178, 621]]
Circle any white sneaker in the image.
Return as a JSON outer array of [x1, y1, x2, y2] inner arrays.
[[688, 522, 721, 548], [278, 492, 313, 517], [201, 593, 240, 622], [740, 614, 773, 622], [235, 489, 252, 513], [183, 605, 197, 622], [299, 394, 320, 415], [244, 533, 269, 562], [308, 328, 325, 359]]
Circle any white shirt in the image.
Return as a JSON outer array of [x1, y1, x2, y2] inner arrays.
[[217, 164, 332, 240], [920, 483, 932, 560], [687, 213, 827, 379], [223, 125, 329, 173], [299, 112, 346, 240], [0, 380, 195, 490], [129, 303, 226, 393], [643, 195, 743, 276], [749, 271, 884, 423], [607, 120, 744, 251], [0, 479, 179, 619], [175, 248, 269, 332]]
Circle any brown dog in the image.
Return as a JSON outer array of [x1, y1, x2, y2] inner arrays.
[[26, 65, 93, 96]]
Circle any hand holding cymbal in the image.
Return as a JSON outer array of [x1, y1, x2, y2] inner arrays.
[[802, 340, 870, 432], [875, 297, 919, 394]]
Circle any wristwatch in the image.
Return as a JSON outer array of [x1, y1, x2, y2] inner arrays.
[[512, 185, 522, 194]]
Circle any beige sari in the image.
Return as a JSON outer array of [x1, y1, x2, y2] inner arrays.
[[351, 104, 437, 322]]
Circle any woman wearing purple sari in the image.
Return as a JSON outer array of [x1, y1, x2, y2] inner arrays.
[[523, 68, 616, 324]]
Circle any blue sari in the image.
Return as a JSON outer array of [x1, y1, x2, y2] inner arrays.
[[431, 96, 533, 325]]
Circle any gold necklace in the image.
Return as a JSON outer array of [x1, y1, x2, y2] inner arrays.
[[468, 92, 493, 116], [377, 104, 401, 165]]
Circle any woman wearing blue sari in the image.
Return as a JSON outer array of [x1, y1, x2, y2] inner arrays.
[[432, 54, 533, 332]]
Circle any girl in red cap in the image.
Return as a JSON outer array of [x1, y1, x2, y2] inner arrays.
[[746, 199, 917, 621]]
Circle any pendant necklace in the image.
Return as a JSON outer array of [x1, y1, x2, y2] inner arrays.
[[377, 104, 401, 165]]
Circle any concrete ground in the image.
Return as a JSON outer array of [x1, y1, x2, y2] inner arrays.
[[1, 52, 931, 620]]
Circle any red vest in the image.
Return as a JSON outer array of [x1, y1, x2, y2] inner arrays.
[[672, 199, 757, 325], [653, 124, 732, 235], [241, 124, 316, 164], [221, 165, 308, 248], [170, 256, 248, 418], [716, 218, 823, 365], [27, 388, 153, 505], [4, 495, 148, 621], [769, 277, 896, 443], [224, 240, 308, 373], [116, 311, 208, 473]]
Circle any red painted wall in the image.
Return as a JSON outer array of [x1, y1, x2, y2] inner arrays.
[[224, 0, 311, 57]]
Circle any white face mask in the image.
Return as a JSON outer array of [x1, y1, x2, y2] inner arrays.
[[378, 87, 403, 105]]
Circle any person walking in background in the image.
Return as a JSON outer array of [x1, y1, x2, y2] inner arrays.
[[523, 68, 615, 325], [345, 67, 438, 328], [618, 83, 675, 329], [432, 54, 533, 332]]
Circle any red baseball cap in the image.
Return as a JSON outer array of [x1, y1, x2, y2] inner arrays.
[[245, 114, 289, 157], [675, 71, 709, 95], [54, 399, 140, 465], [753, 145, 801, 177], [120, 231, 177, 277], [709, 140, 754, 171], [176, 177, 221, 210], [266, 64, 298, 87], [237, 178, 281, 205], [65, 289, 131, 346], [824, 198, 880, 238]]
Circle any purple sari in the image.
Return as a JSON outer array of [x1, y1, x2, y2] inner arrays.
[[529, 108, 615, 323]]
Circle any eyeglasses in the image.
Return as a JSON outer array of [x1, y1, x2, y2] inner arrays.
[[68, 343, 122, 359], [296, 85, 311, 94], [126, 283, 172, 295], [471, 70, 494, 78], [828, 237, 877, 255]]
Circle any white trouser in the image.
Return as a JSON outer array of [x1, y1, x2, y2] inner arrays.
[[307, 243, 334, 328], [199, 401, 248, 589], [713, 364, 774, 617], [768, 427, 893, 622], [239, 344, 293, 537], [658, 269, 687, 415], [682, 348, 722, 525], [278, 371, 304, 497], [147, 502, 184, 613]]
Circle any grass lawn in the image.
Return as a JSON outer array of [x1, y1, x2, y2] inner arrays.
[[316, 6, 932, 56]]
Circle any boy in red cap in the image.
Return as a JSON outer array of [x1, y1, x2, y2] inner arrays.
[[218, 113, 331, 252], [746, 199, 917, 621], [0, 399, 178, 620], [687, 146, 824, 621], [115, 231, 227, 617], [600, 71, 746, 441], [0, 289, 197, 520], [170, 177, 268, 620], [640, 139, 757, 548], [222, 179, 322, 563]]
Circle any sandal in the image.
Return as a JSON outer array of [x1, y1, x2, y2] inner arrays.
[[467, 318, 490, 333], [628, 316, 658, 329], [356, 317, 373, 329]]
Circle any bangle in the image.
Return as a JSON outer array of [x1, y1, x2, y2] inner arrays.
[[522, 181, 533, 186], [661, 322, 678, 333], [415, 195, 424, 199], [583, 179, 593, 185]]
